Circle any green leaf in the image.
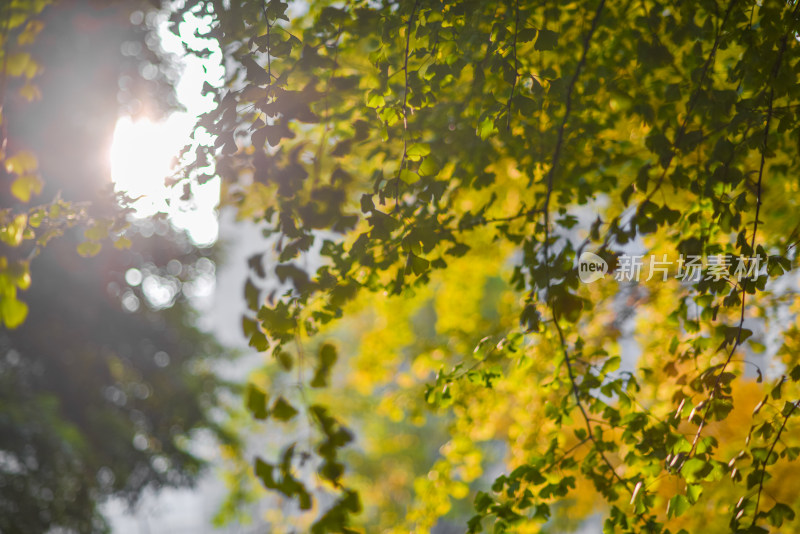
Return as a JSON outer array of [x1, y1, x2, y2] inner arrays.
[[311, 343, 338, 388], [686, 483, 702, 504], [517, 28, 537, 43], [477, 117, 496, 140], [366, 91, 385, 108], [418, 157, 439, 177], [244, 279, 260, 311], [272, 397, 299, 421], [276, 349, 293, 371], [246, 384, 269, 420], [682, 458, 712, 482], [248, 329, 269, 351], [331, 139, 352, 157], [398, 168, 419, 184], [406, 143, 430, 161], [553, 293, 583, 323], [255, 457, 277, 489], [241, 55, 270, 85], [534, 29, 558, 50], [667, 494, 690, 518], [790, 365, 800, 382], [408, 253, 429, 276], [601, 356, 621, 374], [766, 502, 795, 527]]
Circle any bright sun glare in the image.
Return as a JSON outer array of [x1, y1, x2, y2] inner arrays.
[[109, 8, 223, 246], [110, 116, 182, 214]]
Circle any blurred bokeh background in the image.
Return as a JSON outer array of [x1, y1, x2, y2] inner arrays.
[[0, 1, 254, 532]]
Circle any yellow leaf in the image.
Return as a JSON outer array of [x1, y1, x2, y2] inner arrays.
[[10, 174, 43, 202], [366, 92, 385, 108], [24, 59, 38, 79], [4, 150, 38, 174], [399, 169, 419, 184], [406, 143, 430, 161], [6, 53, 32, 77], [113, 237, 132, 250], [5, 260, 31, 291], [19, 82, 41, 102], [0, 292, 28, 329], [28, 208, 45, 228], [84, 221, 111, 241], [77, 241, 102, 258], [0, 214, 28, 247], [16, 271, 31, 291], [17, 20, 44, 46]]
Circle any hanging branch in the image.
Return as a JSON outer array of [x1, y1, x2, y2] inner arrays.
[[539, 0, 632, 496], [688, 22, 792, 459], [640, 0, 739, 207], [750, 400, 800, 526]]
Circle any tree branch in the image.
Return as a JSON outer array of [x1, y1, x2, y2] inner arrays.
[[750, 400, 799, 527], [538, 0, 631, 496], [395, 0, 419, 210], [688, 26, 790, 460]]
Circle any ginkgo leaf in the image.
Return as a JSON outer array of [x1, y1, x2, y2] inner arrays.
[[534, 29, 558, 50], [398, 168, 419, 184], [76, 241, 102, 258], [271, 397, 298, 421], [10, 174, 43, 202]]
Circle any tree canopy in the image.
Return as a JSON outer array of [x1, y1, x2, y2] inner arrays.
[[180, 0, 800, 532], [4, 0, 800, 532]]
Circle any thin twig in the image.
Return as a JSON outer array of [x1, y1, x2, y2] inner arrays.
[[688, 26, 790, 458], [750, 400, 799, 527], [458, 208, 542, 231]]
